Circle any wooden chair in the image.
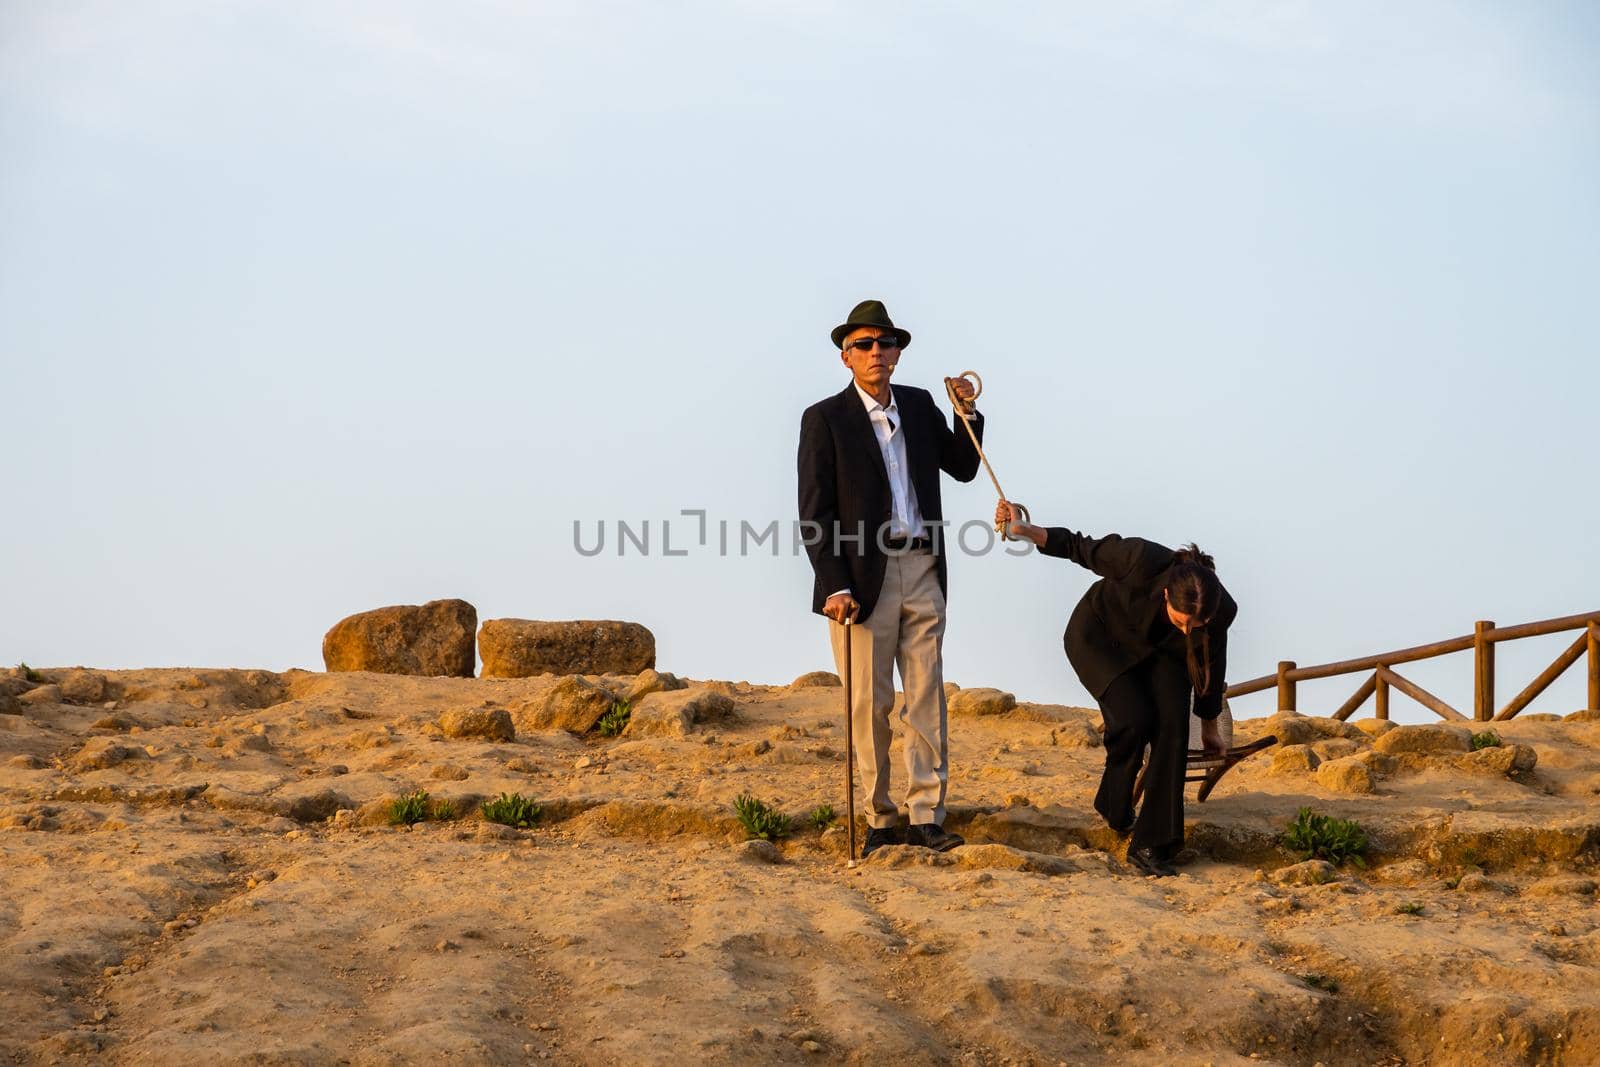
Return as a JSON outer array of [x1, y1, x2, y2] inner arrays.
[[1131, 699, 1277, 805]]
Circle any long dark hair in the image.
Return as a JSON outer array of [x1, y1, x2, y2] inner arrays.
[[1165, 544, 1220, 696]]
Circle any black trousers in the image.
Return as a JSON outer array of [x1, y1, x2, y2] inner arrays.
[[1094, 653, 1193, 856]]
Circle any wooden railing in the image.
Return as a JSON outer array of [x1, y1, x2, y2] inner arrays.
[[1226, 610, 1600, 722]]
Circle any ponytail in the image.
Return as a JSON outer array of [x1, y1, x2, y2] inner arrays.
[[1166, 544, 1219, 696]]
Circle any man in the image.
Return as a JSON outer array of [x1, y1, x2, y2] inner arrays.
[[797, 299, 983, 856]]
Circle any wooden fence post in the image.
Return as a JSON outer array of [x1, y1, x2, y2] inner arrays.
[[1375, 668, 1389, 720], [1589, 621, 1599, 713], [1474, 620, 1495, 722], [1277, 661, 1296, 713]]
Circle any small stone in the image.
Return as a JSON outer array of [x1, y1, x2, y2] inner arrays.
[[1270, 860, 1339, 887], [1315, 756, 1375, 794], [435, 939, 460, 952], [802, 1040, 824, 1054], [430, 763, 471, 781], [574, 756, 595, 770], [735, 839, 782, 864], [438, 707, 516, 742]]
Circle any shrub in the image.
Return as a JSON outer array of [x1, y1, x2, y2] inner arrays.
[[808, 804, 836, 830], [1471, 730, 1503, 750], [482, 792, 542, 828], [596, 700, 632, 738], [1395, 901, 1425, 916], [19, 663, 40, 683], [1281, 807, 1369, 868], [389, 790, 432, 826], [430, 797, 458, 821], [733, 793, 791, 841]]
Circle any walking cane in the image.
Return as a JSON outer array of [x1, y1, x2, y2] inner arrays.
[[943, 370, 1030, 539], [843, 613, 858, 867]]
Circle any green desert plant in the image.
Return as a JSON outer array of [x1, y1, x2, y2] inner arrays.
[[595, 700, 632, 738], [1281, 807, 1369, 868], [733, 793, 791, 841], [1471, 730, 1503, 750], [808, 803, 836, 830], [1300, 972, 1339, 993], [481, 792, 542, 828], [429, 797, 459, 821], [1395, 901, 1425, 916], [18, 663, 40, 683], [389, 789, 432, 826]]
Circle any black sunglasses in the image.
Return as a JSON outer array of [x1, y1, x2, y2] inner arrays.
[[845, 337, 901, 353]]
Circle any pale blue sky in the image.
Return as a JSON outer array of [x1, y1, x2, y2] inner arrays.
[[3, 2, 1596, 721]]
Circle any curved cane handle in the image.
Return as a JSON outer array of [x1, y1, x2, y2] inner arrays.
[[944, 370, 983, 412], [997, 502, 1031, 541]]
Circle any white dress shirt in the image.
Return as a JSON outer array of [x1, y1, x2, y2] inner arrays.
[[830, 383, 976, 602]]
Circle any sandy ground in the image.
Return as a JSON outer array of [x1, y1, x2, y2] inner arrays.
[[4, 665, 1600, 1066]]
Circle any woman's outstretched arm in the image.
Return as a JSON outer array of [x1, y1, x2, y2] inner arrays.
[[994, 500, 1150, 581]]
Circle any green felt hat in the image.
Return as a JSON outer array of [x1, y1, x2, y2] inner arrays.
[[830, 299, 912, 350]]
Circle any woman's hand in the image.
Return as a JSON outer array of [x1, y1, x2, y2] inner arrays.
[[1200, 719, 1227, 757], [995, 499, 1045, 546]]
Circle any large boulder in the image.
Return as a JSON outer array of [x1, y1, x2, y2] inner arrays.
[[322, 599, 477, 677], [478, 619, 654, 678], [1316, 756, 1375, 794]]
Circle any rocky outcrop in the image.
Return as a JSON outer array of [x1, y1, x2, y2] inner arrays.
[[322, 599, 477, 677], [624, 687, 738, 738], [790, 671, 841, 689], [478, 619, 654, 678]]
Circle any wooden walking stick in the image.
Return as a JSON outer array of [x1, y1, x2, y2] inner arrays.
[[943, 370, 1029, 539], [843, 613, 858, 867]]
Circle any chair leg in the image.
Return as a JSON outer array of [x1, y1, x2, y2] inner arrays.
[[1196, 764, 1226, 803]]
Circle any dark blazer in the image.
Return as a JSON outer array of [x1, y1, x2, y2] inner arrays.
[[1039, 528, 1237, 720], [797, 381, 984, 623]]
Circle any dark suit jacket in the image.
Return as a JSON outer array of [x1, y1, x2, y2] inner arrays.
[[1039, 528, 1237, 720], [797, 381, 984, 623]]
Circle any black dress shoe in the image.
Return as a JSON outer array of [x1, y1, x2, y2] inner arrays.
[[1129, 846, 1177, 878], [905, 823, 964, 852], [860, 825, 903, 858]]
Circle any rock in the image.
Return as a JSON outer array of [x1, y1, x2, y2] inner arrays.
[[736, 839, 781, 863], [321, 599, 477, 677], [7, 754, 47, 769], [1049, 721, 1103, 749], [624, 669, 686, 702], [479, 619, 654, 678], [1457, 870, 1509, 893], [1352, 750, 1399, 775], [1269, 744, 1321, 775], [476, 822, 519, 842], [1454, 744, 1537, 776], [439, 707, 516, 742], [1526, 875, 1598, 897], [1270, 860, 1339, 886], [1311, 738, 1363, 761], [19, 684, 63, 706], [90, 714, 137, 731], [790, 671, 841, 689], [1565, 709, 1600, 723], [948, 687, 1017, 717], [70, 737, 148, 772], [510, 677, 616, 734], [623, 687, 738, 738], [1372, 723, 1472, 756], [222, 734, 273, 757], [59, 670, 107, 704], [1353, 718, 1396, 737], [1258, 711, 1367, 746], [430, 763, 471, 781], [1316, 756, 1375, 794], [0, 692, 21, 715]]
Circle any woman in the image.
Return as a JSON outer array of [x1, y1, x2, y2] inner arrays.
[[997, 500, 1235, 877]]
